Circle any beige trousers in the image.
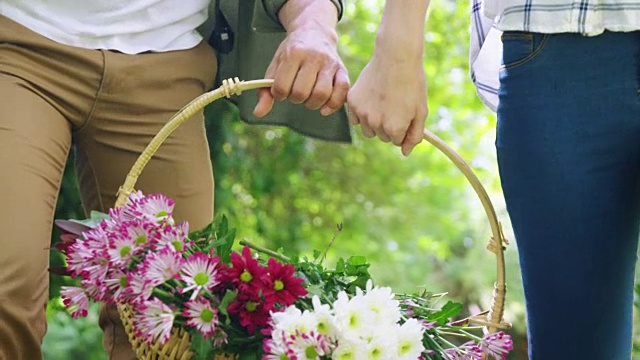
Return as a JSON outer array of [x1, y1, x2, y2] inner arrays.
[[0, 16, 217, 359]]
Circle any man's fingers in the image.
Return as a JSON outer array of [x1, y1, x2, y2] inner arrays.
[[271, 58, 301, 101], [321, 67, 349, 116], [305, 66, 335, 110], [289, 63, 319, 104], [253, 89, 275, 118]]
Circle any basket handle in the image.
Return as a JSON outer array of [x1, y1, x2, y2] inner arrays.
[[115, 78, 510, 333]]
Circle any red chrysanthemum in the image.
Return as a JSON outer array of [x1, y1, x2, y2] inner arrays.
[[264, 258, 307, 307], [227, 290, 271, 334], [226, 246, 268, 291]]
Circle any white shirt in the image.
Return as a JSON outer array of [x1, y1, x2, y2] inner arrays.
[[470, 0, 640, 111], [0, 0, 211, 54]]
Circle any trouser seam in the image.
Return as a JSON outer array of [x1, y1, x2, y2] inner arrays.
[[76, 49, 107, 133]]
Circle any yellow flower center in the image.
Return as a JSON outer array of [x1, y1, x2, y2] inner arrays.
[[119, 246, 131, 258], [200, 308, 214, 323], [240, 270, 253, 283], [245, 301, 258, 312], [274, 279, 284, 291]]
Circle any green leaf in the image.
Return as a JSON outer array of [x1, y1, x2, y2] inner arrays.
[[190, 332, 215, 359], [313, 249, 322, 261], [69, 211, 109, 228], [427, 301, 464, 325], [346, 256, 367, 266], [219, 289, 238, 319], [238, 350, 261, 360]]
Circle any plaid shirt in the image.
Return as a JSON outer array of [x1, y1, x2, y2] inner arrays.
[[469, 0, 640, 111]]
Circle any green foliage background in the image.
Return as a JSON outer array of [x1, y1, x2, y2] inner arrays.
[[41, 1, 640, 359]]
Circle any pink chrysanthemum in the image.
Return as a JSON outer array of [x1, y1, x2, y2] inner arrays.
[[124, 270, 154, 304], [285, 330, 332, 359], [65, 241, 90, 275], [482, 332, 513, 360], [141, 247, 183, 286], [139, 193, 175, 224], [106, 234, 137, 267], [121, 219, 158, 250], [60, 286, 89, 319], [67, 226, 110, 279], [113, 191, 147, 223], [104, 269, 130, 302], [263, 331, 290, 360], [156, 222, 190, 252], [133, 298, 175, 345], [183, 297, 218, 338], [180, 252, 221, 299]]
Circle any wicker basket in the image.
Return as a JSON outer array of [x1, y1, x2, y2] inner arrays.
[[113, 78, 512, 359]]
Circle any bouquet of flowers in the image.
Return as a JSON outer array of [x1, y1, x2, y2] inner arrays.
[[52, 191, 512, 360]]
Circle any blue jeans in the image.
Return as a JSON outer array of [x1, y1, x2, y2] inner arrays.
[[497, 31, 640, 359]]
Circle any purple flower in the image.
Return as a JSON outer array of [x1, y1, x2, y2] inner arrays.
[[139, 193, 175, 224], [133, 298, 175, 345], [443, 341, 483, 360], [180, 252, 221, 300], [183, 297, 219, 338], [156, 221, 191, 252], [140, 247, 184, 286], [482, 331, 513, 360], [60, 286, 89, 319]]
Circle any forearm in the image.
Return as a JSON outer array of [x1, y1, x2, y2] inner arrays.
[[375, 0, 430, 60], [278, 0, 338, 37]]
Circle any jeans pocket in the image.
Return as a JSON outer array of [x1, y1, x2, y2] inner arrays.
[[501, 31, 549, 70]]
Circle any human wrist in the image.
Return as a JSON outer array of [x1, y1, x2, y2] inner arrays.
[[373, 32, 424, 64], [372, 0, 428, 63], [279, 0, 338, 34]]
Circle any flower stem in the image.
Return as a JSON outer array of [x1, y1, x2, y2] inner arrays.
[[239, 240, 290, 263], [152, 287, 176, 304], [457, 328, 483, 342]]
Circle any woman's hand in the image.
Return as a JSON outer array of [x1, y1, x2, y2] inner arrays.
[[348, 54, 427, 156], [347, 0, 430, 156]]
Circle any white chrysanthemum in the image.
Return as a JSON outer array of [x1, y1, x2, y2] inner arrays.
[[366, 339, 396, 360], [312, 296, 338, 339], [269, 305, 323, 354], [331, 337, 368, 360], [333, 291, 374, 340], [395, 318, 425, 359], [360, 284, 401, 327], [272, 305, 319, 335], [361, 325, 399, 359]]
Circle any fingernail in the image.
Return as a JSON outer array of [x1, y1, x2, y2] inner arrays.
[[320, 106, 332, 116]]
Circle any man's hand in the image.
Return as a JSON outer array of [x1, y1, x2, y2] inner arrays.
[[254, 0, 349, 118], [347, 0, 430, 156], [348, 55, 427, 156]]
